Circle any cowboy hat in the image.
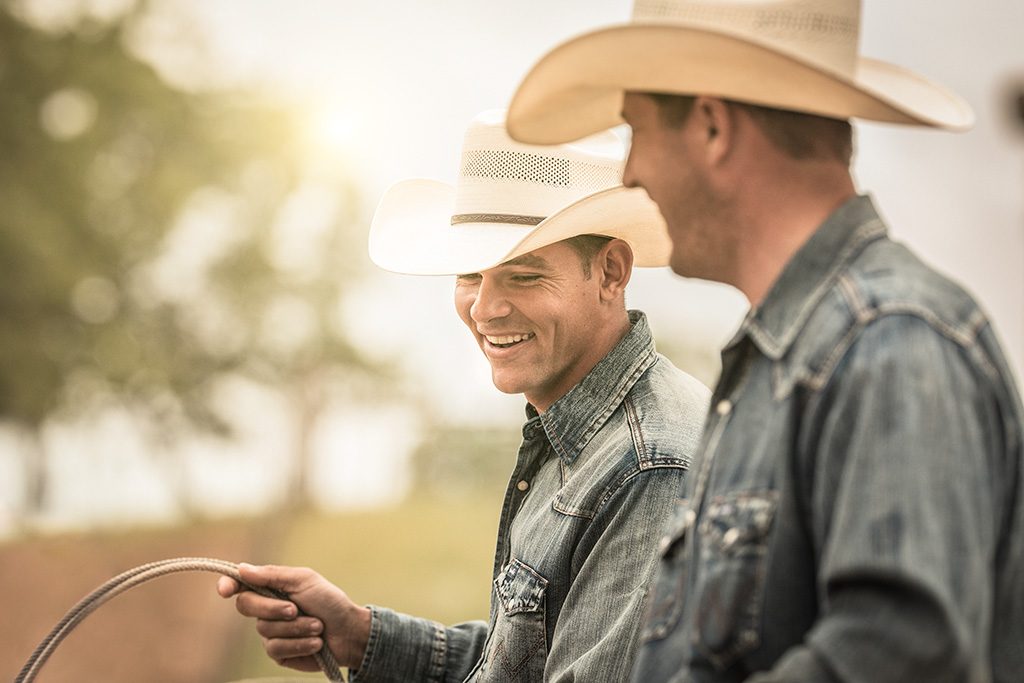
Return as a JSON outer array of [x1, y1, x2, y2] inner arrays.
[[368, 109, 671, 275], [506, 0, 975, 145]]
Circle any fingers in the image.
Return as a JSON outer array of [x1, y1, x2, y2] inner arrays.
[[237, 563, 317, 594], [262, 633, 322, 659], [264, 648, 322, 673], [234, 589, 300, 621], [216, 575, 240, 598], [256, 615, 323, 640]]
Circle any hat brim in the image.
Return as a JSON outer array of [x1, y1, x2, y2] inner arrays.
[[369, 178, 671, 275], [507, 23, 975, 145]]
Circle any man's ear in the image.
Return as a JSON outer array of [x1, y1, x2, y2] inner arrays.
[[693, 96, 734, 166], [598, 239, 634, 302]]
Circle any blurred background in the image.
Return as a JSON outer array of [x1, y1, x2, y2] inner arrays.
[[1, 0, 1021, 680]]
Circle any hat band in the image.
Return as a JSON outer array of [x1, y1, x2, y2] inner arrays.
[[451, 213, 545, 226]]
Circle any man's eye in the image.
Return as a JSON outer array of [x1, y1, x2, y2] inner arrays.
[[511, 274, 542, 283]]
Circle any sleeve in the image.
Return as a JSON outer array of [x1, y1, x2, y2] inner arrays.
[[350, 607, 488, 683], [545, 465, 687, 682], [748, 315, 1007, 683]]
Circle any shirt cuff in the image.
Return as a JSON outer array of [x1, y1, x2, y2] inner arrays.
[[350, 605, 448, 683]]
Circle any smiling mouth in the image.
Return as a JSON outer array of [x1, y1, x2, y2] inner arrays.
[[484, 333, 534, 349]]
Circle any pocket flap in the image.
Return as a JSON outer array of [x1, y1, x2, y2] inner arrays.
[[495, 558, 548, 616]]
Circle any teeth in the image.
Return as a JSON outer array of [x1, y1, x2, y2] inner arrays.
[[485, 333, 533, 345]]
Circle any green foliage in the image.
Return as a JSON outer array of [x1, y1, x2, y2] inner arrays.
[[0, 5, 372, 428], [412, 423, 522, 498], [0, 4, 381, 513]]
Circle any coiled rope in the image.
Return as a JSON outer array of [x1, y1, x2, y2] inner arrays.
[[15, 557, 345, 683]]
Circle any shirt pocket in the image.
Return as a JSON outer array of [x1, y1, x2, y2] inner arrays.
[[641, 498, 694, 642], [484, 557, 549, 681], [693, 490, 779, 669]]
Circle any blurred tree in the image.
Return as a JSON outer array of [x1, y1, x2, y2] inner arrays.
[[412, 422, 522, 499], [0, 2, 380, 520]]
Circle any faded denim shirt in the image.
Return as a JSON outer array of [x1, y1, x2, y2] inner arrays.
[[352, 311, 710, 682], [632, 196, 1024, 683]]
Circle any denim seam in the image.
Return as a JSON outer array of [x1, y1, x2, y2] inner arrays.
[[495, 557, 549, 615], [750, 218, 886, 358], [780, 274, 992, 397], [692, 490, 780, 670], [806, 305, 988, 395], [578, 348, 654, 454], [623, 394, 649, 467], [427, 620, 447, 683], [545, 345, 655, 464], [552, 491, 597, 519], [350, 604, 384, 681]]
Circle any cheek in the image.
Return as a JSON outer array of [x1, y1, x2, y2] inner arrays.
[[453, 290, 475, 328]]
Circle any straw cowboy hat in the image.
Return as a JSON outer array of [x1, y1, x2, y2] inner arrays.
[[368, 110, 671, 275], [506, 0, 975, 145]]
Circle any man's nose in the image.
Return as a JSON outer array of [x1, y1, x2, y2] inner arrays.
[[470, 278, 512, 323]]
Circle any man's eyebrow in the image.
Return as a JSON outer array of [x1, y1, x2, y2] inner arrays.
[[502, 253, 550, 269]]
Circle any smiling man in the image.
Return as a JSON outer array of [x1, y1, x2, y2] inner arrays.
[[217, 110, 710, 682]]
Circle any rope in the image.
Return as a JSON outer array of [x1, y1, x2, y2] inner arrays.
[[15, 557, 346, 683]]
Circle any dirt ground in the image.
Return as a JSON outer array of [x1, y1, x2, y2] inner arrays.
[[0, 518, 272, 682]]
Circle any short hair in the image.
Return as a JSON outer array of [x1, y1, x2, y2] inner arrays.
[[647, 93, 853, 165], [563, 234, 614, 278]]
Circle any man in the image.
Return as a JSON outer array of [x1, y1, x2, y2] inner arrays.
[[507, 1, 1024, 682], [218, 110, 710, 681]]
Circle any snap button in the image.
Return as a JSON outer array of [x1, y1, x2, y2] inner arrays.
[[716, 399, 733, 416], [516, 480, 530, 492]]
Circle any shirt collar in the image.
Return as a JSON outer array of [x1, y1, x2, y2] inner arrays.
[[534, 310, 657, 465], [735, 194, 888, 360]]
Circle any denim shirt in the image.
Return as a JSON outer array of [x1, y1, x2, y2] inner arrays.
[[352, 310, 710, 682], [632, 196, 1024, 683]]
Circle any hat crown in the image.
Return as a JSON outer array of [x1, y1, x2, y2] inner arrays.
[[453, 110, 624, 222], [632, 0, 861, 76]]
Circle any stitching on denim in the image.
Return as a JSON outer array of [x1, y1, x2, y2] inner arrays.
[[350, 605, 383, 680], [597, 464, 651, 511], [490, 558, 549, 677], [558, 344, 655, 464], [642, 498, 693, 642], [624, 394, 649, 467], [575, 347, 654, 458], [751, 218, 886, 358], [799, 302, 990, 394], [552, 489, 596, 519], [495, 558, 549, 615], [491, 629, 546, 677], [691, 490, 779, 670], [427, 620, 447, 683], [778, 270, 994, 397]]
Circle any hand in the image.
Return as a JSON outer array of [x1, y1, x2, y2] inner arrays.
[[217, 563, 371, 672]]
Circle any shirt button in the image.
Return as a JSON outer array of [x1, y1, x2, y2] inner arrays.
[[716, 399, 733, 416], [516, 480, 530, 492], [658, 535, 671, 553]]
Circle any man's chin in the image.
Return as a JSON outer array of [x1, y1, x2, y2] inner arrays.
[[490, 373, 525, 396]]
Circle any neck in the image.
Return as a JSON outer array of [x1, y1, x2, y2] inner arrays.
[[729, 160, 856, 307], [528, 308, 631, 413]]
